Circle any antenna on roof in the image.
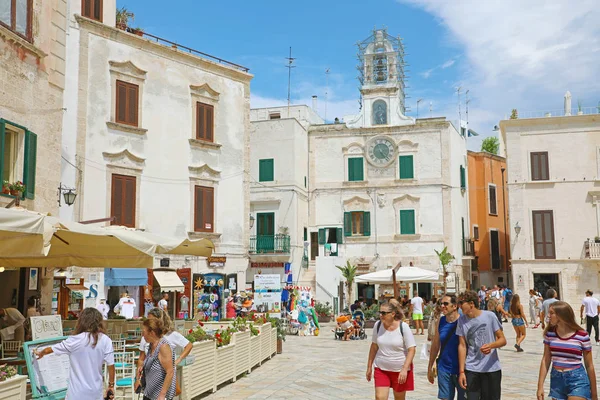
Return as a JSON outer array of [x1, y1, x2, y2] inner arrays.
[[325, 68, 330, 122], [285, 47, 296, 115], [456, 86, 462, 122], [465, 89, 470, 130]]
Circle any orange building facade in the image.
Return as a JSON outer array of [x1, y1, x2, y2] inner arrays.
[[467, 151, 510, 288]]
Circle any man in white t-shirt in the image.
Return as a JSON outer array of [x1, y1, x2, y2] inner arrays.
[[158, 293, 169, 312], [96, 299, 110, 320], [490, 285, 501, 301], [410, 294, 425, 335], [580, 289, 600, 345]]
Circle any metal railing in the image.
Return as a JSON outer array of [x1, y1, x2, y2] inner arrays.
[[463, 238, 475, 256], [249, 234, 290, 254], [585, 239, 600, 259], [125, 28, 250, 73], [514, 106, 599, 120]]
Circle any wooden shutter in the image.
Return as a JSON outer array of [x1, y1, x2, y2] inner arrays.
[[531, 152, 549, 181], [460, 166, 466, 189], [196, 102, 214, 142], [362, 211, 371, 236], [399, 155, 414, 179], [532, 210, 556, 259], [194, 186, 214, 232], [473, 226, 479, 240], [82, 0, 102, 21], [400, 210, 416, 235], [489, 185, 497, 215], [336, 228, 343, 244], [318, 228, 325, 245], [23, 130, 37, 199], [259, 159, 274, 182], [348, 158, 364, 181], [111, 174, 136, 228], [343, 212, 352, 237], [115, 80, 139, 126]]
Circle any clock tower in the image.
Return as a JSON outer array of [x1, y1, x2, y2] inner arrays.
[[345, 28, 414, 128]]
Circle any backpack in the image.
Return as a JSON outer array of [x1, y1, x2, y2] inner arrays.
[[505, 289, 513, 303]]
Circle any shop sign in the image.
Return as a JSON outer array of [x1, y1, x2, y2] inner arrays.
[[208, 257, 227, 268], [66, 278, 81, 285], [31, 315, 63, 340], [250, 262, 284, 269], [254, 274, 281, 291], [446, 272, 457, 293]]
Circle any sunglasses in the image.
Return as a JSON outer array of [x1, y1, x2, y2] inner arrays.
[[441, 302, 452, 306], [379, 311, 392, 315]]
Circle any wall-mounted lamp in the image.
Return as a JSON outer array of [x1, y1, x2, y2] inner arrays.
[[249, 214, 255, 229], [58, 183, 77, 207], [514, 222, 521, 236]]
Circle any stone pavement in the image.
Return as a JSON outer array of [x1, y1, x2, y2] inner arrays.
[[201, 322, 600, 399]]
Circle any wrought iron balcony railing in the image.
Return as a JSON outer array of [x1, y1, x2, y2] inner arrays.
[[249, 234, 291, 254], [463, 238, 475, 256]]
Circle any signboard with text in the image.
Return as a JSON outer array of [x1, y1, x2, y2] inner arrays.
[[254, 274, 281, 291], [30, 315, 63, 341]]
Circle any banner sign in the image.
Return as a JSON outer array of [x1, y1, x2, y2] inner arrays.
[[208, 257, 227, 268], [254, 274, 281, 291], [30, 315, 64, 341], [250, 262, 284, 269]]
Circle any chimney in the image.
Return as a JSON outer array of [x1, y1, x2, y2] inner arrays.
[[312, 95, 318, 111]]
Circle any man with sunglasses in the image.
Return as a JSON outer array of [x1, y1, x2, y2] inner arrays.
[[456, 290, 506, 400]]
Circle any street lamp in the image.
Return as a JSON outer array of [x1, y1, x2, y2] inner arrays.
[[514, 222, 521, 236], [500, 167, 510, 286], [249, 214, 255, 229], [58, 183, 77, 207]]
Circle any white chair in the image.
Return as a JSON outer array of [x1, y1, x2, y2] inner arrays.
[[131, 330, 142, 339], [112, 339, 126, 352], [109, 333, 123, 341], [113, 351, 136, 400], [1, 341, 23, 358]]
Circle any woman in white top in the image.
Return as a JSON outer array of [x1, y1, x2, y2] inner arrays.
[[36, 308, 115, 400], [366, 299, 417, 400], [137, 308, 193, 378]]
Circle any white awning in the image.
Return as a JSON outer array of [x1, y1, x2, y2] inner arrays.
[[153, 269, 184, 292]]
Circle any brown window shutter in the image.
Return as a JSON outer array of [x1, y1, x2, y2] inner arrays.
[[123, 176, 136, 228], [111, 175, 123, 226], [93, 0, 102, 21], [196, 103, 205, 140], [116, 81, 127, 124], [194, 186, 202, 231], [204, 187, 214, 231], [128, 85, 139, 126], [206, 104, 214, 142], [111, 174, 136, 228], [195, 102, 214, 142], [194, 186, 214, 232], [82, 0, 91, 18], [532, 210, 555, 259]]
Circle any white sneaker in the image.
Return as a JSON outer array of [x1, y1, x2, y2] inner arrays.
[[596, 341, 599, 346]]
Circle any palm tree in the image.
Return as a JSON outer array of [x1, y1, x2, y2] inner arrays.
[[435, 246, 455, 292], [335, 261, 357, 310]]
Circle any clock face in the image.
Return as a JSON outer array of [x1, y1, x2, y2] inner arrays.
[[367, 137, 396, 167]]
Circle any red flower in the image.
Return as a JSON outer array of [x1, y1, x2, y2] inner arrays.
[[199, 322, 204, 326], [188, 329, 193, 334]]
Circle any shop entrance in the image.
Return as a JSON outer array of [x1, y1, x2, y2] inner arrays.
[[412, 283, 433, 301], [357, 283, 376, 307], [533, 273, 560, 299]]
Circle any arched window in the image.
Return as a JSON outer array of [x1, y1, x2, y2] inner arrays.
[[372, 100, 387, 125]]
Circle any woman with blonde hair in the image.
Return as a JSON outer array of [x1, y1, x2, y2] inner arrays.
[[366, 299, 417, 400], [537, 301, 597, 400], [509, 294, 528, 352], [136, 318, 176, 400]]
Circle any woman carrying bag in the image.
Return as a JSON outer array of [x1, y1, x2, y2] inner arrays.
[[136, 318, 176, 400]]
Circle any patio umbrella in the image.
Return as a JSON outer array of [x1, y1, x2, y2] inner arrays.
[[355, 265, 441, 284], [0, 207, 46, 257]]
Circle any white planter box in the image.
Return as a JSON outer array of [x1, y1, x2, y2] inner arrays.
[[233, 331, 250, 376], [249, 334, 261, 368], [215, 344, 235, 386], [180, 340, 216, 400], [260, 323, 271, 361], [271, 327, 277, 355], [0, 375, 27, 400]]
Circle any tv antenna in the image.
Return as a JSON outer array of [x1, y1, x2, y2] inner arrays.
[[285, 47, 296, 114], [325, 68, 330, 121]]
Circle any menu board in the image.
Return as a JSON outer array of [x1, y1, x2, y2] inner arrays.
[[23, 337, 70, 399], [30, 315, 63, 341], [254, 274, 281, 291]]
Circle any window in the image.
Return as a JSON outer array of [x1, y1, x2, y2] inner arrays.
[[531, 152, 549, 181], [269, 112, 281, 120], [399, 210, 416, 235], [196, 102, 214, 142], [0, 0, 32, 40], [532, 210, 556, 259], [259, 159, 274, 182], [303, 227, 307, 241], [194, 186, 214, 232], [0, 119, 36, 199], [348, 157, 364, 182], [488, 184, 497, 215], [115, 80, 139, 126], [490, 230, 501, 269], [473, 225, 479, 240], [310, 232, 318, 260], [81, 0, 102, 22], [111, 174, 136, 228], [460, 165, 466, 190], [343, 211, 371, 237], [399, 155, 414, 179]]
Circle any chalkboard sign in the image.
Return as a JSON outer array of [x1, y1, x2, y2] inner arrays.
[[30, 315, 63, 341], [23, 337, 70, 400]]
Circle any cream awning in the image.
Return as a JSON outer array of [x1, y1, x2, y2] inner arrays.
[[0, 207, 46, 257], [153, 269, 184, 292]]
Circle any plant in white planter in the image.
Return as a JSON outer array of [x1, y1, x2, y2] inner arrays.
[[577, 100, 584, 115], [0, 365, 17, 382]]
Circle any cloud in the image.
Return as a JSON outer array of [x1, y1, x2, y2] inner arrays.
[[440, 59, 455, 69], [420, 68, 434, 79], [400, 0, 600, 149], [420, 58, 455, 79]]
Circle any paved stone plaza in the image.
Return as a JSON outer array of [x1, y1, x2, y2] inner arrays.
[[202, 322, 600, 399]]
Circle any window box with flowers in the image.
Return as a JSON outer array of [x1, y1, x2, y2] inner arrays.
[[3, 181, 25, 197], [180, 322, 217, 397], [0, 366, 26, 400]]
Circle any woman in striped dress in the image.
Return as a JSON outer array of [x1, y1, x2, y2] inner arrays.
[[135, 318, 176, 400], [536, 301, 597, 400]]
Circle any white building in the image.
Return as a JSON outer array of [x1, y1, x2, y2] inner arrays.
[[500, 102, 600, 308], [59, 0, 252, 313], [250, 29, 471, 310]]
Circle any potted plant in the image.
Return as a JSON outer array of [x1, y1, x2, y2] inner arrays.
[[594, 236, 600, 244], [577, 100, 584, 115], [363, 304, 378, 328], [7, 181, 25, 197], [269, 317, 285, 354], [116, 6, 134, 30], [2, 181, 9, 194], [131, 27, 144, 37], [314, 301, 333, 323]]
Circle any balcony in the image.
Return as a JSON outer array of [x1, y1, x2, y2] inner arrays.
[[463, 238, 475, 257], [585, 240, 600, 259], [249, 234, 290, 254]]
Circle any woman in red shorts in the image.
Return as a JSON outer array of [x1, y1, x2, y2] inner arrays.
[[366, 299, 417, 399]]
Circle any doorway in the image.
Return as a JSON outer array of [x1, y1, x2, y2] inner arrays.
[[412, 283, 433, 301], [357, 283, 375, 307], [310, 232, 318, 260], [256, 212, 275, 252], [533, 273, 560, 299]]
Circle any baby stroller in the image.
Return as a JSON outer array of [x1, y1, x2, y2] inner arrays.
[[334, 326, 345, 340]]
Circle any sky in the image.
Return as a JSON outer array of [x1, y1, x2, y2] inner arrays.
[[119, 0, 600, 150]]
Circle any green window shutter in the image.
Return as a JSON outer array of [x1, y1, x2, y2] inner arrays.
[[460, 165, 466, 189], [362, 211, 371, 236], [23, 130, 37, 200], [303, 227, 307, 241], [259, 159, 274, 182], [348, 157, 364, 181], [399, 155, 414, 179], [343, 212, 352, 237], [336, 227, 343, 244], [318, 228, 326, 245], [400, 210, 416, 235]]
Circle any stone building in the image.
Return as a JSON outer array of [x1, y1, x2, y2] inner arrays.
[[500, 102, 600, 308], [0, 0, 67, 314], [58, 0, 252, 316]]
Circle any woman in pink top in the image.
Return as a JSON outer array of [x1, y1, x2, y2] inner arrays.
[[537, 301, 597, 400]]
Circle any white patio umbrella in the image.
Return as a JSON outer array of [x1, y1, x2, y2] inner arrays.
[[355, 265, 441, 284], [0, 207, 46, 257]]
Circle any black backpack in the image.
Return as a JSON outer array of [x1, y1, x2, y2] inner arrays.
[[376, 320, 405, 338]]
